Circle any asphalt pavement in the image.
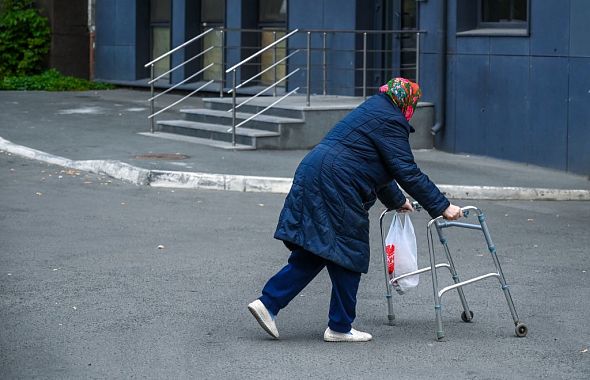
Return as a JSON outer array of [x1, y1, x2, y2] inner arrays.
[[1, 89, 590, 378], [1, 153, 589, 379]]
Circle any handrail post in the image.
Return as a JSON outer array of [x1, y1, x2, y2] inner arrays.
[[415, 32, 421, 84], [363, 32, 367, 99], [306, 31, 311, 107], [322, 32, 327, 96], [273, 31, 277, 97], [220, 29, 224, 98], [150, 64, 155, 133], [232, 69, 237, 146]]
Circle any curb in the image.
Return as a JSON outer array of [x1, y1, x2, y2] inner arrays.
[[2, 136, 589, 201]]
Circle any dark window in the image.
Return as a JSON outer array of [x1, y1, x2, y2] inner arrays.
[[150, 0, 171, 24], [150, 0, 171, 79], [257, 1, 287, 85], [456, 0, 529, 36], [259, 0, 287, 23], [201, 0, 225, 24], [480, 0, 527, 27]]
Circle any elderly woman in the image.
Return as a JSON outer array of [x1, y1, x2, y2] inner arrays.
[[248, 78, 462, 342]]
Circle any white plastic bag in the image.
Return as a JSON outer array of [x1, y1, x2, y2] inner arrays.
[[384, 212, 419, 294]]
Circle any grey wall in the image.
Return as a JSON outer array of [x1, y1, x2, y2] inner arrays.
[[37, 0, 90, 79], [419, 0, 590, 175]]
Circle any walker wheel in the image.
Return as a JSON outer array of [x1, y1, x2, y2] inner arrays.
[[515, 323, 528, 337], [461, 310, 474, 322]]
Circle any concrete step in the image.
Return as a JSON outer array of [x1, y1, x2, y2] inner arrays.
[[179, 108, 304, 132], [155, 120, 280, 148], [138, 132, 255, 150], [203, 98, 304, 119]]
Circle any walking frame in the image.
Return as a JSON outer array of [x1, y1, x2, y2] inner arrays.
[[379, 203, 528, 340]]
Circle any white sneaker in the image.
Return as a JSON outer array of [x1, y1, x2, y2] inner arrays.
[[323, 327, 372, 342], [248, 299, 279, 339]]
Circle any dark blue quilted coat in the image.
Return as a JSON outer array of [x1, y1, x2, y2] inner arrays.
[[274, 94, 450, 273]]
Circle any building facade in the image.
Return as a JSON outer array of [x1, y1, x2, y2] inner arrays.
[[93, 0, 590, 176], [419, 0, 590, 175]]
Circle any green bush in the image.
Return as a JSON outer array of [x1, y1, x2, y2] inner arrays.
[[0, 0, 50, 78], [0, 69, 115, 91]]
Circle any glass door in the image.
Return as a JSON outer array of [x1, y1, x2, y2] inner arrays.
[[201, 0, 225, 81], [399, 0, 417, 81], [150, 0, 171, 80], [258, 0, 287, 86]]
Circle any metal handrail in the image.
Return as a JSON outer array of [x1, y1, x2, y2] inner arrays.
[[229, 68, 300, 111], [227, 49, 300, 93], [149, 46, 214, 84], [226, 28, 302, 146], [225, 29, 299, 73], [146, 26, 425, 142], [147, 27, 220, 133], [145, 28, 213, 67], [229, 87, 300, 131], [148, 80, 215, 119], [148, 63, 214, 102]]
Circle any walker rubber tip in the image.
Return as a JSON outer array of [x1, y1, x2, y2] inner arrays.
[[387, 315, 396, 326]]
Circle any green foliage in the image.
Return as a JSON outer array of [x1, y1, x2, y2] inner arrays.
[[0, 0, 50, 78], [0, 69, 115, 91]]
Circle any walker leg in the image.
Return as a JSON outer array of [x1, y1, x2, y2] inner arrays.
[[435, 222, 473, 321], [428, 231, 445, 340], [386, 293, 396, 326], [380, 211, 396, 325], [440, 243, 473, 321], [479, 214, 527, 337], [443, 244, 473, 321], [381, 245, 396, 325]]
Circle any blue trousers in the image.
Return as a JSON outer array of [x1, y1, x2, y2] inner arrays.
[[259, 248, 362, 333]]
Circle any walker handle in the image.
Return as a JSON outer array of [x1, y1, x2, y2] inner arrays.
[[411, 201, 422, 211], [427, 206, 482, 228]]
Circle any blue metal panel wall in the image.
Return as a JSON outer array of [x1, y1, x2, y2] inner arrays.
[[418, 0, 441, 55], [528, 57, 569, 170], [420, 0, 590, 174], [416, 52, 439, 111], [95, 0, 116, 79], [441, 53, 457, 152], [456, 37, 490, 55], [570, 0, 590, 57], [95, 0, 115, 46], [530, 0, 570, 56], [225, 0, 242, 83], [171, 0, 188, 83], [287, 0, 356, 95], [95, 0, 138, 81], [489, 37, 529, 56], [486, 55, 529, 161], [453, 54, 489, 154], [445, 0, 458, 53]]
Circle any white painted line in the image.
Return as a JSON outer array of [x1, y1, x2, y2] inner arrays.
[[148, 170, 293, 193], [0, 137, 149, 186], [437, 185, 590, 201]]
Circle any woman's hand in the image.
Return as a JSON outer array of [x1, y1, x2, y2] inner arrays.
[[442, 204, 463, 220], [396, 198, 415, 213]]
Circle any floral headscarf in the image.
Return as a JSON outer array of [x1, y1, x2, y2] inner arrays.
[[379, 77, 422, 121]]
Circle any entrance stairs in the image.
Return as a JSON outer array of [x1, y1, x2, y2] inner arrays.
[[144, 95, 433, 150]]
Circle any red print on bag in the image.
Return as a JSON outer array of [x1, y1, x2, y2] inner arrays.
[[386, 244, 395, 274]]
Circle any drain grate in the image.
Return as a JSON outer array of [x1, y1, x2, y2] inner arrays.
[[133, 153, 190, 160]]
